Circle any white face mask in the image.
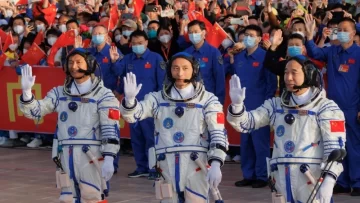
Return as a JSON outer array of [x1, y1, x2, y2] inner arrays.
[[221, 38, 233, 49], [159, 34, 172, 43], [128, 8, 134, 13], [47, 37, 58, 46], [5, 9, 13, 18], [115, 34, 122, 42], [23, 49, 28, 54], [270, 36, 274, 43], [37, 24, 45, 32], [329, 33, 337, 41], [59, 24, 67, 33], [89, 26, 94, 34], [101, 12, 107, 17], [13, 25, 24, 34], [9, 43, 18, 51], [256, 1, 262, 6], [70, 29, 79, 36]]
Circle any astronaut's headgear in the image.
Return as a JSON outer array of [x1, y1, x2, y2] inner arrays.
[[166, 52, 201, 84], [287, 55, 323, 90], [63, 48, 100, 77]]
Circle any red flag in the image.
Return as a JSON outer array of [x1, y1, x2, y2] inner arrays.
[[0, 30, 7, 45], [188, 11, 212, 32], [133, 0, 144, 18], [47, 30, 76, 67], [109, 3, 119, 30], [2, 32, 13, 52], [108, 109, 120, 120], [82, 39, 91, 48], [42, 4, 57, 25], [188, 1, 195, 12], [216, 112, 225, 124], [205, 22, 228, 48], [34, 30, 44, 46], [21, 43, 46, 65], [330, 121, 345, 132], [0, 53, 6, 70]]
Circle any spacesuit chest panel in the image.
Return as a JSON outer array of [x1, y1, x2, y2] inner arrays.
[[272, 104, 323, 159], [154, 96, 207, 148], [56, 90, 100, 140]]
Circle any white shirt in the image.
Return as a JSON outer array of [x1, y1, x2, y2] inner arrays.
[[70, 77, 92, 95], [170, 84, 195, 100], [290, 88, 313, 106]]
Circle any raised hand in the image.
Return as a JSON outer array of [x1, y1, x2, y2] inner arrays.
[[109, 46, 120, 63], [229, 74, 246, 106], [21, 64, 36, 101], [123, 72, 142, 106]]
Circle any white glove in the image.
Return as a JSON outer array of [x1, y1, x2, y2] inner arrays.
[[21, 64, 36, 101], [316, 175, 336, 203], [206, 160, 222, 189], [101, 156, 115, 181], [123, 72, 142, 107], [229, 74, 246, 113]]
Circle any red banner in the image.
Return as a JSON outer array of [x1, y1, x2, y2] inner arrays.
[[0, 67, 275, 146]]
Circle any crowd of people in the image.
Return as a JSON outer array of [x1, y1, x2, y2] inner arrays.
[[1, 0, 360, 202]]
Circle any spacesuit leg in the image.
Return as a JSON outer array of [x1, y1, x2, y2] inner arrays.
[[130, 121, 149, 173], [341, 110, 360, 188], [240, 132, 256, 180], [251, 126, 270, 181], [59, 148, 79, 203], [184, 160, 209, 203], [141, 118, 155, 173]]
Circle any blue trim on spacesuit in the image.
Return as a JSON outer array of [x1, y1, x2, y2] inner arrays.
[[276, 109, 316, 115], [175, 153, 181, 193], [92, 128, 96, 140], [159, 102, 203, 108], [68, 146, 81, 203], [59, 97, 97, 103], [79, 180, 100, 191], [285, 165, 295, 203], [60, 192, 72, 195], [185, 187, 207, 200], [302, 141, 320, 152]]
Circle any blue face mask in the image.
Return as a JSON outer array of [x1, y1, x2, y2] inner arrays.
[[189, 33, 202, 45], [337, 32, 350, 43], [148, 30, 157, 39], [132, 45, 146, 55], [288, 46, 303, 57], [92, 35, 105, 45], [123, 30, 133, 37], [244, 36, 256, 48]]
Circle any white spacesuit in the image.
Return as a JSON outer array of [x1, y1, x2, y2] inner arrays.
[[18, 49, 120, 203], [120, 52, 228, 203], [227, 57, 346, 203]]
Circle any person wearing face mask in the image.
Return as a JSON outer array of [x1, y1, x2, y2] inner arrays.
[[318, 20, 340, 48], [183, 20, 225, 104], [42, 28, 62, 66], [147, 21, 160, 52], [220, 28, 235, 76], [60, 19, 81, 65], [4, 34, 20, 67], [11, 16, 35, 53], [153, 26, 180, 62], [120, 52, 228, 203], [117, 19, 138, 55], [291, 18, 307, 38], [306, 16, 360, 196], [113, 30, 166, 179], [34, 16, 48, 33], [227, 56, 346, 203], [58, 14, 70, 33], [230, 24, 277, 189]]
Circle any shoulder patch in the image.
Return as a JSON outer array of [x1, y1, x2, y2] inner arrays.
[[160, 61, 167, 70], [218, 55, 223, 65]]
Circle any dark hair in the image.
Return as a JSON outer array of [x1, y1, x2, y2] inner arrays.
[[291, 18, 305, 28], [243, 24, 262, 37], [46, 28, 62, 37], [288, 33, 305, 45], [338, 17, 356, 30], [157, 26, 171, 37], [269, 26, 281, 35], [327, 19, 338, 27], [78, 12, 92, 22], [188, 20, 206, 31], [66, 19, 79, 28], [224, 27, 235, 41], [34, 15, 49, 27], [248, 16, 258, 21], [10, 16, 25, 27], [148, 20, 160, 28], [130, 29, 149, 41]]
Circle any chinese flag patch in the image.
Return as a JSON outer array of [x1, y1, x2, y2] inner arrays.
[[217, 113, 225, 124], [108, 109, 120, 120], [145, 62, 152, 69], [330, 121, 345, 132], [252, 62, 259, 67]]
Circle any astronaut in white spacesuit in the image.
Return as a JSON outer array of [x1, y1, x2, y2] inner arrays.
[[18, 48, 120, 203], [227, 56, 346, 203], [120, 52, 228, 203]]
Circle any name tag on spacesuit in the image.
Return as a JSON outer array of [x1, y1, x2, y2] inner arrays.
[[338, 64, 349, 73], [56, 171, 71, 188], [155, 179, 173, 199]]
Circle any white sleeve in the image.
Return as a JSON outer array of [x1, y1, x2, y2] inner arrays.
[[226, 98, 277, 133]]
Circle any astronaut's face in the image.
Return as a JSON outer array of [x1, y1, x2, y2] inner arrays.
[[284, 60, 305, 93], [68, 54, 88, 79], [171, 58, 193, 89]]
